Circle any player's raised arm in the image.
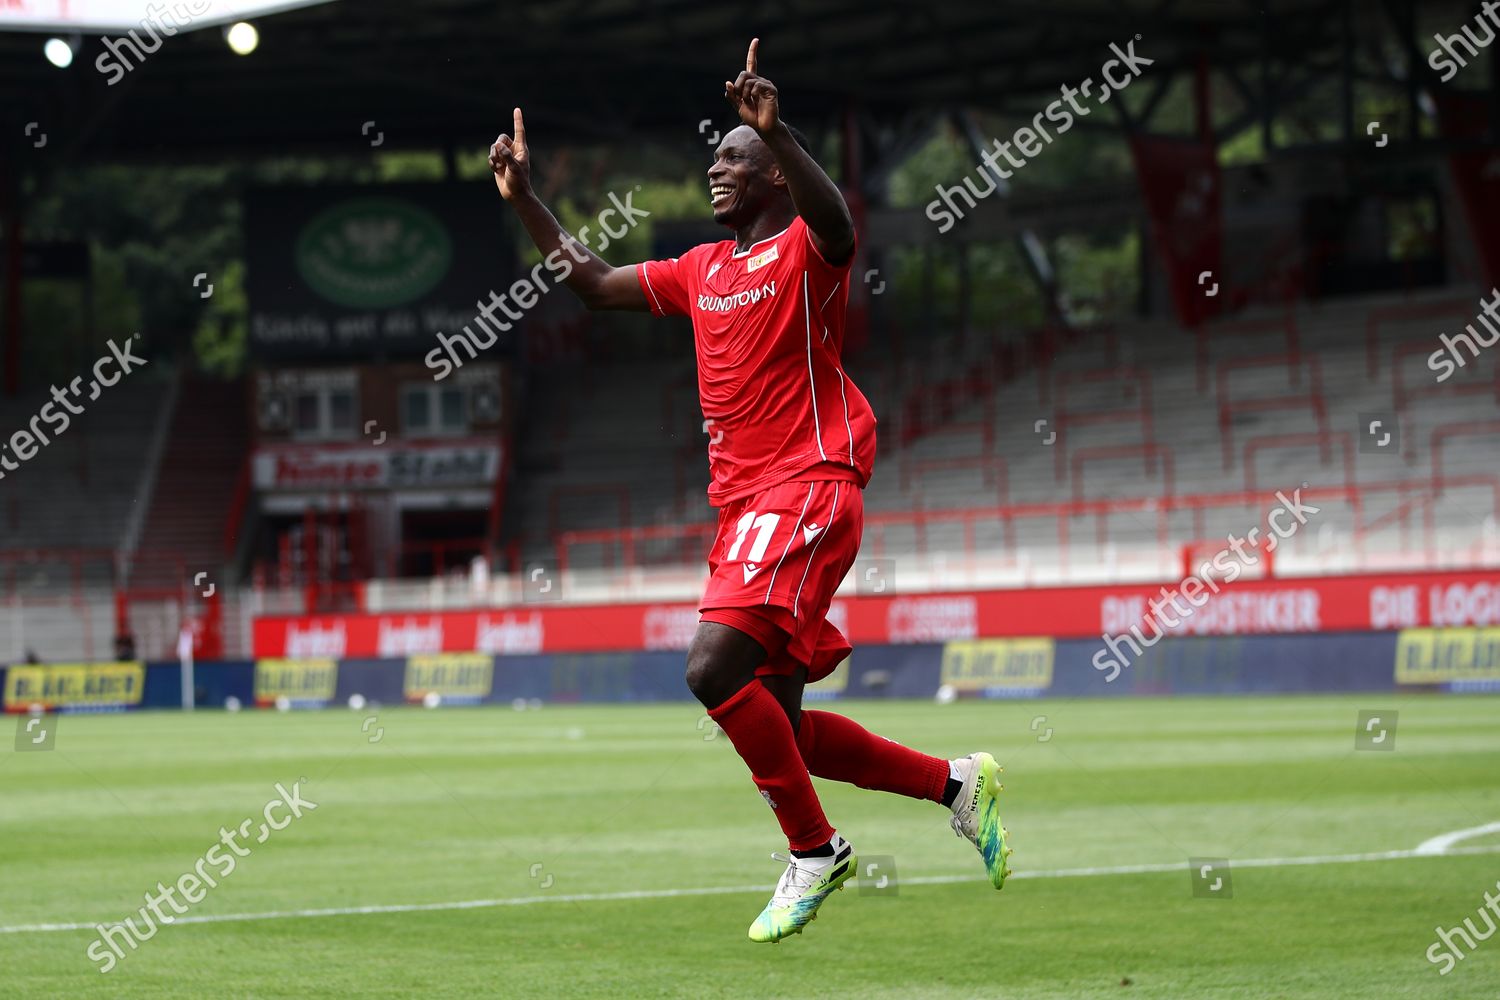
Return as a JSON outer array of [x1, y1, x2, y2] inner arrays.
[[489, 108, 649, 311], [725, 38, 855, 265]]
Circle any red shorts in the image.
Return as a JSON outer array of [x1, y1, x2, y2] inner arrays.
[[700, 477, 863, 683]]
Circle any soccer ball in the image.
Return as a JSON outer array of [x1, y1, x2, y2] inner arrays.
[[224, 696, 242, 712], [348, 693, 367, 711], [275, 696, 291, 712], [422, 691, 442, 709], [934, 684, 958, 705]]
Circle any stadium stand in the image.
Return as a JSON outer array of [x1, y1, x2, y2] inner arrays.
[[0, 373, 170, 555], [132, 375, 250, 590], [124, 277, 1489, 628], [511, 359, 703, 551], [0, 369, 174, 661], [527, 286, 1498, 593]]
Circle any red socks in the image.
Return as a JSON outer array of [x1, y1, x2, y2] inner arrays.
[[708, 682, 835, 851], [795, 709, 950, 803], [707, 687, 950, 850]]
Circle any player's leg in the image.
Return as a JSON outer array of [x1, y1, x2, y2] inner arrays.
[[692, 482, 862, 942], [765, 629, 1013, 889], [764, 478, 950, 801], [756, 661, 808, 731], [685, 618, 835, 854], [764, 629, 950, 805], [688, 617, 856, 943], [751, 481, 951, 805]]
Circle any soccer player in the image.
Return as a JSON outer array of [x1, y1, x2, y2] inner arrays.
[[489, 38, 1011, 943]]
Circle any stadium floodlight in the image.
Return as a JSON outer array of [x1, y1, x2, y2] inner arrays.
[[225, 21, 259, 55], [2, 2, 334, 33], [43, 36, 77, 68]]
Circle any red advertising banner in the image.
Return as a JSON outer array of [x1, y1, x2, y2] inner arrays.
[[252, 569, 1500, 658]]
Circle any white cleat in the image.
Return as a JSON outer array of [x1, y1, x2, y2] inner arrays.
[[748, 832, 857, 943], [949, 752, 1013, 889]]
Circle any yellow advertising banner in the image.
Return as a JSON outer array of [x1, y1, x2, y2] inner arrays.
[[940, 638, 1054, 691], [405, 653, 494, 700], [254, 659, 338, 705], [1395, 628, 1500, 684], [3, 662, 145, 711]]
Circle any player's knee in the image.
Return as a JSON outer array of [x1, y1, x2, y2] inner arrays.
[[683, 642, 723, 705], [685, 622, 765, 708], [684, 636, 745, 708]]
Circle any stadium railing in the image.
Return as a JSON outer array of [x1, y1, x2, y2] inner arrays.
[[1391, 336, 1500, 421], [1430, 419, 1500, 487], [1215, 352, 1329, 469], [1364, 297, 1478, 377], [1241, 430, 1355, 497], [1049, 365, 1155, 482], [548, 478, 1499, 583], [223, 453, 253, 558], [0, 549, 118, 662], [1194, 308, 1300, 392]]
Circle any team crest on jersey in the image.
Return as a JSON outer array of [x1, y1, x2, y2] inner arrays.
[[746, 244, 779, 273]]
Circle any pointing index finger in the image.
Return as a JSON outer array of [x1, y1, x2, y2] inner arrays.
[[512, 107, 526, 144], [746, 37, 758, 74]]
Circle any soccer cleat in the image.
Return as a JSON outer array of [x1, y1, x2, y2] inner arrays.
[[748, 833, 856, 943], [949, 752, 1012, 889]]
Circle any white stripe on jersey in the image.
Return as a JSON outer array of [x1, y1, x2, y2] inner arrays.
[[764, 482, 817, 606], [790, 482, 840, 617], [802, 271, 827, 462], [836, 368, 855, 465], [819, 281, 842, 312], [639, 263, 667, 314], [818, 282, 840, 342]]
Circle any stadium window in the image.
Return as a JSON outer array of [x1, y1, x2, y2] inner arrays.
[[291, 386, 359, 441], [403, 387, 431, 431], [329, 389, 355, 435], [439, 387, 465, 431], [402, 384, 469, 436], [293, 391, 320, 436]]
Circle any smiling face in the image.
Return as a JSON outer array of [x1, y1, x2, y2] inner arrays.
[[707, 125, 784, 229]]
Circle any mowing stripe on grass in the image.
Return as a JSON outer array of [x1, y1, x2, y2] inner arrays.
[[3, 840, 1497, 936]]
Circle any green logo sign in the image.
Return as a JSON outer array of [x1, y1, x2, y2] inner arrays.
[[295, 197, 452, 308]]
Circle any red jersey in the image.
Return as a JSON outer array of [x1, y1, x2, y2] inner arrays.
[[635, 216, 877, 506]]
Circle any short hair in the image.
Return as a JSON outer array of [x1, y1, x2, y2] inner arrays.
[[728, 121, 814, 156]]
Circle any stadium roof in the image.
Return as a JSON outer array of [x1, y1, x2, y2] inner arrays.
[[1, 0, 1412, 163]]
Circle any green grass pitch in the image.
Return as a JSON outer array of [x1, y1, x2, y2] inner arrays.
[[3, 694, 1498, 998]]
